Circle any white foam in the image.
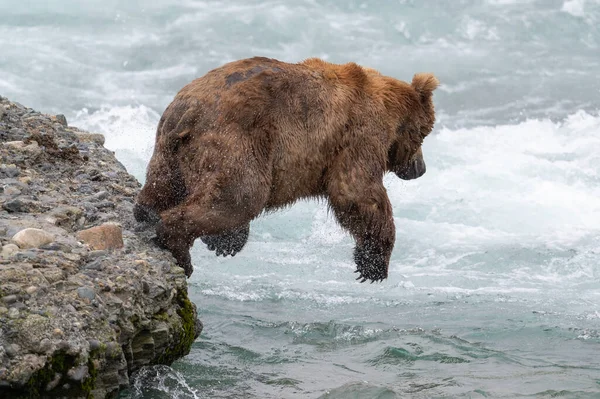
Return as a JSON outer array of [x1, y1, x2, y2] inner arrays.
[[385, 111, 600, 247], [562, 0, 586, 17], [71, 104, 160, 181]]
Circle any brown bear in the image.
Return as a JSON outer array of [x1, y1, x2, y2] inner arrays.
[[134, 56, 438, 283]]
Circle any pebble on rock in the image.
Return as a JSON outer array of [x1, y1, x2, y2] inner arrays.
[[77, 286, 95, 300], [76, 223, 124, 250], [1, 243, 19, 258], [55, 114, 68, 127], [11, 228, 55, 249]]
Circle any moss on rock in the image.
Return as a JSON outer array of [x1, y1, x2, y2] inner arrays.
[[5, 351, 98, 399], [155, 288, 199, 365]]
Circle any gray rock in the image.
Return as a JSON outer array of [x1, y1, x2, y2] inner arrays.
[[2, 198, 30, 213], [92, 190, 110, 201], [67, 365, 88, 382], [37, 338, 52, 354], [83, 258, 104, 271], [25, 286, 38, 295], [1, 295, 18, 305], [1, 243, 19, 258], [87, 250, 108, 259], [88, 339, 101, 351], [55, 114, 68, 127], [0, 164, 20, 178], [77, 286, 95, 300], [12, 228, 54, 248], [0, 96, 201, 399], [7, 308, 19, 319], [45, 373, 62, 391], [2, 186, 21, 196], [5, 344, 20, 358]]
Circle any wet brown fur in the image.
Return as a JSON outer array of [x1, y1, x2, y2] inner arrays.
[[135, 56, 439, 282]]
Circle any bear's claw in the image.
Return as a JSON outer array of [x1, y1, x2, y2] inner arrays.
[[152, 221, 194, 277], [201, 225, 249, 257], [353, 242, 388, 283]]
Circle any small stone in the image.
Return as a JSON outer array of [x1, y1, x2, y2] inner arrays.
[[24, 141, 42, 156], [38, 338, 52, 354], [5, 344, 19, 357], [77, 286, 95, 300], [2, 295, 17, 304], [83, 258, 104, 271], [25, 286, 38, 295], [46, 373, 62, 391], [12, 228, 54, 249], [2, 198, 43, 213], [1, 243, 19, 258], [39, 242, 67, 251], [2, 186, 21, 196], [3, 198, 27, 213], [88, 339, 101, 351], [76, 223, 123, 250], [95, 201, 115, 209], [0, 307, 7, 315], [76, 132, 105, 146], [105, 342, 121, 359], [4, 141, 25, 149], [46, 206, 83, 228], [52, 328, 64, 338], [18, 176, 32, 185], [91, 191, 109, 201], [87, 250, 107, 259], [55, 114, 68, 127], [1, 164, 20, 178], [67, 365, 88, 382], [8, 307, 19, 319]]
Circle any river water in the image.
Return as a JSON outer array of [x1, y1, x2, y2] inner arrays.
[[1, 0, 600, 397]]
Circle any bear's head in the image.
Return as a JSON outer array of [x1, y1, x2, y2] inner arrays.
[[387, 73, 439, 180]]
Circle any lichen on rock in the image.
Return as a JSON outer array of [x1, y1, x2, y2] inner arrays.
[[0, 96, 202, 398]]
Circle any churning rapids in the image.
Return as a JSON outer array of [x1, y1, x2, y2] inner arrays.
[[1, 0, 600, 397]]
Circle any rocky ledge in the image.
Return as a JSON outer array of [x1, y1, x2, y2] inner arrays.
[[0, 96, 202, 398]]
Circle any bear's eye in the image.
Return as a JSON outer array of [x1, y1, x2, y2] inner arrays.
[[396, 122, 408, 136]]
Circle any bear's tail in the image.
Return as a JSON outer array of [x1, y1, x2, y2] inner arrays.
[[411, 73, 439, 96]]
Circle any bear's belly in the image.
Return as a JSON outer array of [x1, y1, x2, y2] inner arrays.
[[265, 163, 327, 209]]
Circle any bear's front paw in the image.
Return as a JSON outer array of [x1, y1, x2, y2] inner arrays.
[[133, 203, 161, 225], [201, 225, 249, 257], [152, 221, 194, 277], [353, 242, 389, 283]]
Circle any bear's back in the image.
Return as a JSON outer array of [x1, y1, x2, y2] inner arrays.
[[167, 57, 394, 138]]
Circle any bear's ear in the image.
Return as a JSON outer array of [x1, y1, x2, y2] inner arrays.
[[411, 73, 439, 100]]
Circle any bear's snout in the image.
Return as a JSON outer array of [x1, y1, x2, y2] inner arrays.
[[395, 153, 426, 180]]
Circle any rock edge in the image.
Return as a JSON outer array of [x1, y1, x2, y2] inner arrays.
[[0, 95, 202, 398]]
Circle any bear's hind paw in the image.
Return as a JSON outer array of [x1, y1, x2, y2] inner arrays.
[[201, 225, 249, 257]]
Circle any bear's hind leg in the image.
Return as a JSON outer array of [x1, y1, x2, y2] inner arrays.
[[201, 223, 250, 257], [154, 182, 268, 277]]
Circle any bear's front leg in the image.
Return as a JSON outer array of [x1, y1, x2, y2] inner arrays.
[[154, 220, 194, 277], [327, 163, 396, 283]]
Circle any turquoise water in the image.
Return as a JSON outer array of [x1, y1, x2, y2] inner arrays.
[[2, 1, 600, 397]]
